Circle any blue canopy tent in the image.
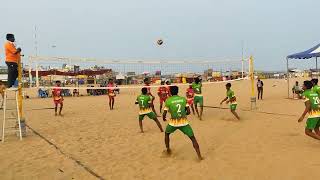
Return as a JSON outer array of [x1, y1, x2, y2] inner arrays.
[[286, 43, 320, 97]]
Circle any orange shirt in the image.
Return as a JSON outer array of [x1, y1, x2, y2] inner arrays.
[[4, 41, 20, 63]]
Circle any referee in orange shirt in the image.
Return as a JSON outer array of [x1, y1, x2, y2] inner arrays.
[[4, 34, 21, 88]]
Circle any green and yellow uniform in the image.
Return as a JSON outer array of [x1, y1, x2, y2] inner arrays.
[[136, 95, 157, 121], [192, 82, 203, 106], [164, 95, 194, 137], [227, 89, 237, 111], [303, 89, 320, 130]]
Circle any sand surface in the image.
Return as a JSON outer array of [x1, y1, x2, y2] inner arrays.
[[1, 79, 320, 180]]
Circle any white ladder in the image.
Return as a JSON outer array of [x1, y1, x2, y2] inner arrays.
[[1, 88, 25, 142]]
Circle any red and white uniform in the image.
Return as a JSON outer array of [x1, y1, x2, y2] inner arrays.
[[107, 83, 116, 97], [186, 87, 194, 105], [158, 86, 169, 103], [52, 87, 63, 105]]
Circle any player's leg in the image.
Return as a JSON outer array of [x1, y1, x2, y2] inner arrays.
[[139, 115, 145, 133], [59, 102, 63, 115], [194, 97, 200, 118], [258, 89, 261, 99], [261, 88, 263, 100], [199, 97, 203, 120], [54, 102, 58, 116], [111, 97, 115, 110], [230, 104, 240, 120], [191, 103, 195, 115], [159, 99, 163, 113], [164, 125, 177, 155], [108, 96, 112, 110], [180, 125, 203, 160], [149, 112, 163, 132], [305, 118, 320, 140]]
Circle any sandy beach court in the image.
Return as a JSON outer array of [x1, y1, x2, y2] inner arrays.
[[1, 79, 320, 180]]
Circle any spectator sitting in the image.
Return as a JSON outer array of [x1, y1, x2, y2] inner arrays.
[[292, 81, 303, 99]]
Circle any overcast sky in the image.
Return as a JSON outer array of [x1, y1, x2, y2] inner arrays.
[[0, 0, 319, 71]]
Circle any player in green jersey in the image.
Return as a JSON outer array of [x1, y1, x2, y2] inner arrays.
[[135, 88, 163, 133], [298, 81, 320, 140], [192, 77, 203, 120], [162, 86, 203, 160], [311, 78, 320, 95], [220, 83, 240, 120]]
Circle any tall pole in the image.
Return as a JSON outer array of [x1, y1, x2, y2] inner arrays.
[[250, 56, 256, 110], [316, 57, 318, 76], [28, 57, 32, 88], [287, 58, 289, 98], [18, 55, 23, 121], [34, 25, 39, 88], [241, 40, 244, 78]]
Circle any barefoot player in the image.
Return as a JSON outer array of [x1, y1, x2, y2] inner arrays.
[[158, 81, 169, 113], [107, 79, 116, 110], [192, 77, 203, 120], [220, 83, 240, 120], [186, 83, 195, 115], [298, 80, 320, 140], [52, 81, 64, 116], [163, 86, 203, 160], [135, 88, 163, 133]]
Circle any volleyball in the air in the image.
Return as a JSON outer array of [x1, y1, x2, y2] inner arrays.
[[157, 39, 164, 46]]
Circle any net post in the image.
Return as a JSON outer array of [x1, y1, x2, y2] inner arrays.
[[18, 55, 26, 137], [249, 56, 256, 110]]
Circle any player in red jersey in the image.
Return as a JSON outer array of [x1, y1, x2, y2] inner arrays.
[[107, 79, 116, 110], [52, 81, 64, 116], [144, 78, 159, 116], [186, 83, 195, 115], [158, 81, 169, 113]]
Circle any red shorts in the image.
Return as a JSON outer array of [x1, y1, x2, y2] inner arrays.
[[187, 98, 194, 105], [108, 93, 116, 98], [54, 99, 63, 105]]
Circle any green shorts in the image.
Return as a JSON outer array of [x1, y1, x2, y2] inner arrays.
[[165, 124, 194, 137], [194, 96, 203, 106], [306, 117, 320, 130], [139, 112, 156, 121], [230, 104, 237, 111]]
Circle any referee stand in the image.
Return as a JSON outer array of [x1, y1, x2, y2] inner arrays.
[[1, 56, 26, 142]]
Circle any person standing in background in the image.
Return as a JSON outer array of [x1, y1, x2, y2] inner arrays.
[[257, 78, 264, 100], [4, 34, 21, 88]]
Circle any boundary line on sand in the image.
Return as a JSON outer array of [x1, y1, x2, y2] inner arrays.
[[25, 124, 105, 180], [203, 106, 297, 117]]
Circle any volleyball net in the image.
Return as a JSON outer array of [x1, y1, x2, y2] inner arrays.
[[26, 55, 252, 93]]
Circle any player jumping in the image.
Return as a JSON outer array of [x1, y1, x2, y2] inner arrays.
[[163, 86, 203, 160], [192, 77, 203, 120], [52, 80, 64, 116], [158, 81, 169, 113], [298, 80, 320, 140], [220, 83, 240, 120], [135, 88, 163, 133]]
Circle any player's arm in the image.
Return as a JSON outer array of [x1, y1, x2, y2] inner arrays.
[[163, 102, 168, 121], [135, 97, 139, 104], [220, 97, 228, 105], [298, 100, 310, 122]]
